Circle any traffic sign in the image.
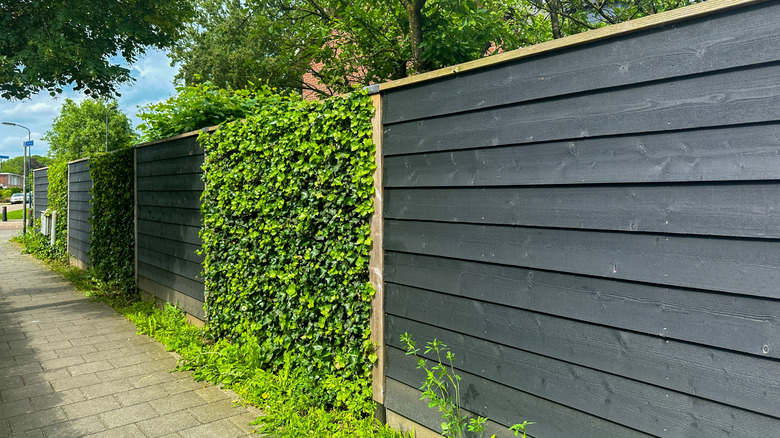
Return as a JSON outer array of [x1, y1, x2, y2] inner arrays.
[[0, 155, 8, 159], [24, 140, 33, 147]]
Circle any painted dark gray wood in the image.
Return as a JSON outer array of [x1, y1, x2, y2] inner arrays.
[[135, 155, 204, 178], [385, 183, 780, 238], [136, 276, 205, 319], [383, 123, 780, 187], [137, 247, 202, 281], [383, 63, 780, 156], [68, 218, 91, 234], [69, 191, 92, 203], [137, 221, 201, 246], [137, 174, 205, 192], [137, 206, 202, 227], [385, 251, 780, 360], [385, 285, 780, 420], [384, 220, 780, 299], [33, 169, 48, 219], [136, 190, 202, 209], [68, 160, 92, 267], [382, 2, 780, 124], [137, 235, 203, 265], [138, 262, 205, 300], [136, 137, 202, 163]]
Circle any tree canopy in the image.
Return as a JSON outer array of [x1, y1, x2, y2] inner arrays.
[[0, 155, 52, 175], [43, 99, 135, 162], [170, 0, 701, 97], [0, 0, 192, 100]]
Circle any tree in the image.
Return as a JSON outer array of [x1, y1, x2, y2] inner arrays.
[[0, 155, 52, 175], [171, 0, 520, 96], [172, 0, 702, 97], [0, 0, 192, 100], [43, 99, 135, 162]]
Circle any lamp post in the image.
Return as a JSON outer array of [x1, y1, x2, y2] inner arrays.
[[1, 121, 31, 234], [106, 105, 117, 152]]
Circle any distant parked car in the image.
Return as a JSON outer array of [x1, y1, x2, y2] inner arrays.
[[10, 192, 30, 204]]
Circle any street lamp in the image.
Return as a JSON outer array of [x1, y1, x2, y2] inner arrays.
[[1, 121, 31, 234], [106, 105, 118, 152]]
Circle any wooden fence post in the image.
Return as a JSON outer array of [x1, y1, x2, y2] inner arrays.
[[369, 91, 386, 408]]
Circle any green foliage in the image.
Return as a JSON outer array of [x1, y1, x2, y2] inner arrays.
[[401, 333, 533, 438], [0, 0, 192, 99], [0, 187, 21, 202], [18, 160, 70, 261], [0, 155, 52, 176], [122, 302, 409, 437], [89, 149, 135, 294], [43, 99, 135, 161], [199, 90, 377, 409], [136, 82, 269, 142]]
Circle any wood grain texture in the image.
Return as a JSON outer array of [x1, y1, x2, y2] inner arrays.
[[384, 220, 780, 299], [385, 352, 653, 438], [136, 190, 202, 209], [136, 155, 204, 178], [138, 261, 205, 300], [383, 123, 780, 187], [383, 63, 780, 156], [137, 220, 201, 246], [385, 287, 780, 420], [385, 182, 780, 238], [385, 251, 780, 359], [369, 93, 386, 405], [378, 0, 769, 93], [136, 136, 202, 163], [137, 247, 202, 281], [137, 234, 203, 264], [137, 205, 202, 227], [387, 335, 778, 437], [382, 2, 779, 123]]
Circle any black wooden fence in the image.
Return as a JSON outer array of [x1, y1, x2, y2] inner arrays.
[[33, 167, 48, 220], [67, 159, 91, 268], [379, 1, 780, 436], [135, 133, 206, 319]]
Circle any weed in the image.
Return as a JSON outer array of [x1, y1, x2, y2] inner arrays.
[[401, 333, 533, 438]]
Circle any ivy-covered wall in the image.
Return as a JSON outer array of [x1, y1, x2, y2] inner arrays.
[[89, 149, 135, 293], [199, 91, 377, 400]]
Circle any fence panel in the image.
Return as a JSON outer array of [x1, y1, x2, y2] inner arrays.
[[33, 167, 48, 220], [135, 134, 205, 319], [67, 159, 91, 268], [380, 1, 780, 437]]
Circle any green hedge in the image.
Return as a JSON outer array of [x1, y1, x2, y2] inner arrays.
[[89, 149, 135, 293], [19, 160, 68, 260], [199, 90, 376, 406]]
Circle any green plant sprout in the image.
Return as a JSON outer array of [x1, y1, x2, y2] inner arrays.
[[401, 333, 533, 438]]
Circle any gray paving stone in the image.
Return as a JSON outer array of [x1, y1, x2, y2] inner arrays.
[[137, 410, 200, 438], [179, 418, 247, 438], [30, 388, 88, 411], [83, 423, 144, 438], [43, 415, 107, 438], [195, 385, 231, 403], [0, 375, 24, 391], [66, 360, 115, 376], [20, 367, 71, 386], [150, 391, 207, 415], [49, 373, 101, 391], [98, 402, 159, 428], [113, 384, 169, 407], [0, 381, 53, 402], [39, 355, 85, 371], [53, 344, 99, 358], [95, 364, 145, 383], [0, 398, 34, 420], [61, 395, 122, 419], [7, 407, 68, 433], [188, 401, 248, 423], [80, 379, 135, 399]]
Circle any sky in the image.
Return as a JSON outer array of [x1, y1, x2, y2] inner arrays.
[[0, 49, 179, 164]]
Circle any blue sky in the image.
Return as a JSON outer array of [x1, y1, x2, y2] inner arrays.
[[0, 49, 178, 163]]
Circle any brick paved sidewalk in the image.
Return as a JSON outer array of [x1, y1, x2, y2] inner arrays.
[[0, 232, 261, 437]]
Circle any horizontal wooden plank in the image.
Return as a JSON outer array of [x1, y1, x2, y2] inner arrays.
[[384, 375, 650, 438], [68, 239, 90, 254], [68, 170, 91, 183], [385, 182, 780, 238], [136, 190, 202, 210], [383, 123, 780, 187], [136, 136, 203, 163], [386, 352, 653, 438], [386, 330, 779, 437], [382, 2, 780, 124], [69, 180, 92, 192], [68, 219, 91, 234], [384, 220, 780, 299], [137, 276, 205, 320], [136, 155, 204, 178], [138, 262, 205, 301], [68, 191, 92, 203], [68, 246, 89, 266], [384, 285, 780, 420], [137, 247, 203, 282], [137, 234, 203, 265], [137, 174, 205, 192], [137, 206, 202, 228], [385, 251, 780, 359], [383, 63, 780, 156], [137, 220, 201, 246]]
